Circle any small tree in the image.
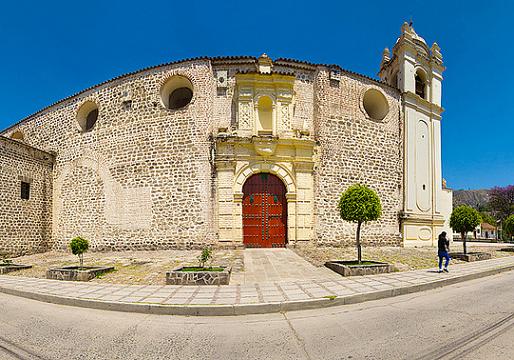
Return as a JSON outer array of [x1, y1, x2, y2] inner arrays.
[[338, 184, 382, 264], [489, 185, 514, 221], [450, 206, 481, 254], [504, 215, 514, 241], [198, 247, 213, 268], [480, 212, 497, 226], [70, 237, 89, 268]]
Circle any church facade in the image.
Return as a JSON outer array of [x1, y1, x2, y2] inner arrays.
[[0, 24, 452, 256]]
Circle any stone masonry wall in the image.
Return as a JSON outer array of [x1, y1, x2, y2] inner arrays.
[[2, 60, 218, 251], [0, 137, 54, 256], [313, 69, 403, 247], [1, 57, 404, 251]]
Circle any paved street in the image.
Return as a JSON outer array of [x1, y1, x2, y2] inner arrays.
[[1, 270, 514, 359]]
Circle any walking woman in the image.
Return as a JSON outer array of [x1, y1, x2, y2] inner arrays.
[[438, 231, 450, 273]]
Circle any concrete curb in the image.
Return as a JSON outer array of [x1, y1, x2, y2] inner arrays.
[[1, 264, 513, 316]]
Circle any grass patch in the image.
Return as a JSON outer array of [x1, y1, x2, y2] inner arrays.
[[95, 268, 116, 279], [323, 295, 337, 300], [178, 267, 225, 272]]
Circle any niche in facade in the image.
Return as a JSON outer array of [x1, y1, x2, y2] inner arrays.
[[77, 101, 99, 132], [160, 75, 193, 110], [257, 96, 273, 135], [362, 89, 389, 121]]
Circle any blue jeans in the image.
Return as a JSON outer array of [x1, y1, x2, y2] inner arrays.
[[438, 250, 450, 269]]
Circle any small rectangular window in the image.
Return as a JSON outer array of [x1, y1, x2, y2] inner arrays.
[[21, 181, 30, 200]]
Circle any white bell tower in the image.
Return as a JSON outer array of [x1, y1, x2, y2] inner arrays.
[[380, 22, 452, 246]]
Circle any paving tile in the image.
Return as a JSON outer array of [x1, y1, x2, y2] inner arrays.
[[164, 298, 189, 305], [214, 297, 237, 303], [188, 298, 213, 305], [97, 295, 126, 301], [120, 296, 144, 302], [141, 297, 167, 303], [240, 293, 259, 298]]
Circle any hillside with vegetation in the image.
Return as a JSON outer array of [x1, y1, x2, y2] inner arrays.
[[453, 189, 490, 210]]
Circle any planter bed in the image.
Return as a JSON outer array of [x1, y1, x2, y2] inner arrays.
[[449, 252, 492, 262], [0, 263, 32, 275], [325, 260, 394, 277], [166, 266, 231, 285], [46, 266, 114, 282]]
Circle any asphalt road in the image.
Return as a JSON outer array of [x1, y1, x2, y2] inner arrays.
[[1, 271, 514, 360]]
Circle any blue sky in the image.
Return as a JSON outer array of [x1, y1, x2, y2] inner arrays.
[[0, 0, 512, 190]]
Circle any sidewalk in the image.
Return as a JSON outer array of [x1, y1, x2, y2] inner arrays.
[[1, 256, 514, 316]]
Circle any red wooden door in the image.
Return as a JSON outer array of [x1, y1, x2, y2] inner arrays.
[[242, 173, 287, 248]]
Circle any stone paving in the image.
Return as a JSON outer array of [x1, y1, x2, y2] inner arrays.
[[1, 255, 514, 311], [230, 248, 340, 284]]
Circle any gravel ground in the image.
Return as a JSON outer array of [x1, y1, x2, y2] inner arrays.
[[292, 244, 514, 271], [4, 249, 244, 285]]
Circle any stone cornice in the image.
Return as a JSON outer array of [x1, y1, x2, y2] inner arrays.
[[402, 92, 444, 118], [215, 135, 317, 148], [401, 211, 446, 226], [215, 136, 317, 166], [0, 136, 55, 164]]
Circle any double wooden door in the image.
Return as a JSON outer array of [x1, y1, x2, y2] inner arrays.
[[242, 173, 287, 248]]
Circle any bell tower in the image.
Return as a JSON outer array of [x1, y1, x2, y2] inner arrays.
[[380, 22, 452, 246]]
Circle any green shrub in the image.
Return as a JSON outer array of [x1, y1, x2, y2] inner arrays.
[[338, 184, 382, 264], [198, 247, 213, 268], [504, 215, 514, 240], [70, 236, 89, 268], [450, 205, 481, 254]]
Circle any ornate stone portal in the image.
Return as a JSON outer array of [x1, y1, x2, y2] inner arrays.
[[213, 55, 317, 247], [215, 136, 316, 247]]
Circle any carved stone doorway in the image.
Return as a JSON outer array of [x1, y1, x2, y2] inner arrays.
[[242, 173, 287, 248]]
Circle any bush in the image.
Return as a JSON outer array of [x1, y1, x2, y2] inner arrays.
[[198, 247, 213, 268], [504, 215, 514, 240], [338, 184, 382, 264], [450, 205, 481, 254], [70, 237, 89, 268]]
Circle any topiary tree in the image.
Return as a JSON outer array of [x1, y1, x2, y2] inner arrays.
[[504, 215, 514, 240], [450, 205, 481, 254], [338, 184, 382, 264], [70, 237, 89, 268]]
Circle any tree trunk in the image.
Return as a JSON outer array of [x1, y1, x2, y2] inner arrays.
[[356, 221, 362, 264], [461, 231, 467, 254], [79, 254, 84, 268]]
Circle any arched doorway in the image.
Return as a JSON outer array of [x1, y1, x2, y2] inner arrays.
[[242, 173, 287, 248]]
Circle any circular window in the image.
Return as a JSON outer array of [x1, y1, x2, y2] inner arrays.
[[77, 101, 99, 132], [11, 130, 24, 140], [362, 88, 389, 121], [160, 75, 193, 110], [169, 87, 193, 109]]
